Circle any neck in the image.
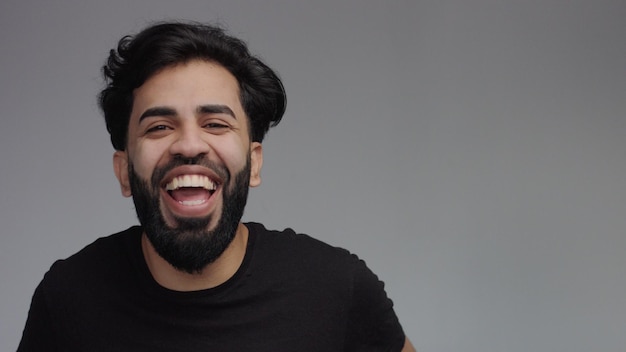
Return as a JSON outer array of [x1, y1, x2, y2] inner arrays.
[[141, 223, 249, 291]]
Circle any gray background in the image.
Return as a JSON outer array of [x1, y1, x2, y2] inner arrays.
[[1, 0, 625, 351]]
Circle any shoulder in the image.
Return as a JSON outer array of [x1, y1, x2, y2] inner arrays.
[[41, 226, 142, 290], [245, 223, 406, 348], [246, 222, 348, 253], [246, 222, 361, 268], [245, 222, 378, 289]]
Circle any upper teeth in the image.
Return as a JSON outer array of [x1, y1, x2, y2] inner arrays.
[[165, 175, 216, 191]]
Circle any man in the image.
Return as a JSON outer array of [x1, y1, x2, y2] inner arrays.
[[18, 22, 415, 351]]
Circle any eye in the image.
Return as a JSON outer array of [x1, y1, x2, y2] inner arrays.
[[203, 121, 231, 132], [146, 124, 172, 133], [143, 123, 175, 138]]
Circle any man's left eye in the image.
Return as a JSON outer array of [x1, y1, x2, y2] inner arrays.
[[205, 123, 229, 129]]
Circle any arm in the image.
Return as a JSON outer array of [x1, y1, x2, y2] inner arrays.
[[345, 255, 410, 351], [18, 283, 58, 352], [402, 337, 416, 352]]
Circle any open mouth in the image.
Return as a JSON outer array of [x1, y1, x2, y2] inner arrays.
[[164, 174, 218, 206]]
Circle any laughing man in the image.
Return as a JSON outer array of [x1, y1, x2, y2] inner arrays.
[[18, 21, 415, 352]]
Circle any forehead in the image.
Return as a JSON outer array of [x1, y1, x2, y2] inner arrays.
[[130, 60, 245, 121]]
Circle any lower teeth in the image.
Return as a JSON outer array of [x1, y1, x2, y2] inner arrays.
[[179, 199, 206, 206]]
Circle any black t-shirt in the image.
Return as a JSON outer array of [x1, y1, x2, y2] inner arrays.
[[18, 223, 405, 351]]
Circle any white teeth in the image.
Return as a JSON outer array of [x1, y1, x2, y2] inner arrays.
[[179, 199, 207, 206], [165, 175, 216, 191]]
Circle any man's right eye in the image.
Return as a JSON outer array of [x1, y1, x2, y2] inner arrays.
[[146, 125, 171, 133]]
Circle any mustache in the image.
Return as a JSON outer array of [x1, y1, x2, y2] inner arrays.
[[149, 154, 230, 188]]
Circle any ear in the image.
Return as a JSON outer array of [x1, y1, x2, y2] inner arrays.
[[113, 151, 132, 197], [249, 142, 263, 188]]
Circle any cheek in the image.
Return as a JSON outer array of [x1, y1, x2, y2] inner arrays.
[[129, 144, 163, 179], [222, 150, 248, 171], [215, 139, 250, 171]]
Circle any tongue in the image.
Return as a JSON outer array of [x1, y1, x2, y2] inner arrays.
[[170, 188, 211, 202]]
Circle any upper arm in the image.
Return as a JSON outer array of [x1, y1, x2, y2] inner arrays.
[[345, 255, 407, 351], [402, 337, 417, 352], [18, 282, 58, 352]]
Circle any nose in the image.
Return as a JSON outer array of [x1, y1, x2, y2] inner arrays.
[[168, 124, 211, 158]]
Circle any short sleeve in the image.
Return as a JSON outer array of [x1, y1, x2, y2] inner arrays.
[[344, 256, 406, 351], [18, 281, 59, 352]]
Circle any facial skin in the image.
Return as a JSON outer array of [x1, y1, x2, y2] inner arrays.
[[113, 60, 263, 276]]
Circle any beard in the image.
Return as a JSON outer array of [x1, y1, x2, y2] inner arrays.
[[128, 154, 251, 274]]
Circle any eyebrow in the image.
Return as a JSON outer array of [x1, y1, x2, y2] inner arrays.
[[197, 104, 236, 118], [138, 104, 237, 123], [139, 107, 176, 122]]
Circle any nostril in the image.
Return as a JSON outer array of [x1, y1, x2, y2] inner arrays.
[[174, 154, 207, 165]]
